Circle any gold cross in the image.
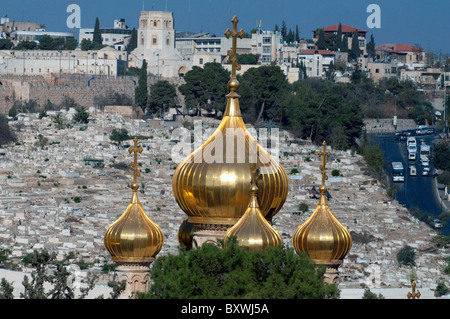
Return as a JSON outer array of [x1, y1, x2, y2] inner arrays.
[[128, 136, 143, 186], [317, 141, 331, 187], [224, 16, 245, 80], [407, 281, 421, 299]]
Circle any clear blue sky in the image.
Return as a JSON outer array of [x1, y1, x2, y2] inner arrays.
[[1, 0, 449, 54]]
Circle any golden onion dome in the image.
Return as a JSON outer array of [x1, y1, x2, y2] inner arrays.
[[172, 16, 288, 227], [104, 137, 164, 263], [177, 219, 195, 250], [224, 165, 283, 251], [292, 141, 351, 264]]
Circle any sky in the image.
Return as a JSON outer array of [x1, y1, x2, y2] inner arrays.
[[1, 0, 449, 55]]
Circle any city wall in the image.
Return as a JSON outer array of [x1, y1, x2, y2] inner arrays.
[[0, 74, 137, 115]]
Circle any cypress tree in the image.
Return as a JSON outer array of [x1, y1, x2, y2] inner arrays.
[[336, 23, 343, 51], [135, 60, 148, 112], [295, 25, 300, 43], [127, 28, 138, 53], [350, 30, 361, 60], [93, 17, 102, 45], [316, 29, 326, 50]]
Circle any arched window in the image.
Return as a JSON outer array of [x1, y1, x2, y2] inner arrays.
[[152, 36, 158, 45]]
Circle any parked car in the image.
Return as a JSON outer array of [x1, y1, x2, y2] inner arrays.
[[422, 167, 430, 176], [409, 165, 417, 176]]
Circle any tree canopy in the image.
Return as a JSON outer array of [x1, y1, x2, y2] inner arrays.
[[238, 65, 289, 124], [138, 240, 339, 299], [0, 114, 17, 147], [147, 80, 178, 116], [178, 62, 230, 116]]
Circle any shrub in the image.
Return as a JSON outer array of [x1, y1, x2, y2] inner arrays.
[[138, 240, 339, 299], [396, 245, 416, 267], [332, 169, 340, 177]]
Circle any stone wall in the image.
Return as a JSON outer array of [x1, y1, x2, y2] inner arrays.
[[0, 75, 137, 115]]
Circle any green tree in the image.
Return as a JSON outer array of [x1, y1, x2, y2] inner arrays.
[[38, 34, 56, 50], [80, 39, 104, 51], [8, 105, 18, 118], [65, 38, 78, 50], [109, 128, 129, 147], [236, 54, 258, 65], [14, 41, 37, 50], [362, 288, 385, 299], [138, 241, 339, 299], [179, 62, 229, 117], [336, 23, 343, 51], [73, 106, 90, 124], [147, 80, 177, 117], [432, 141, 450, 171], [0, 114, 17, 147], [0, 39, 14, 50], [93, 17, 102, 45], [316, 29, 326, 50], [135, 59, 148, 111], [366, 34, 376, 58], [396, 245, 416, 267], [0, 278, 14, 299], [238, 65, 288, 124], [127, 28, 138, 53], [349, 30, 361, 61], [295, 25, 300, 43], [281, 20, 287, 40]]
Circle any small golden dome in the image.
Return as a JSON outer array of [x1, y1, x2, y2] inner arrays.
[[104, 137, 164, 263], [172, 16, 288, 227], [177, 219, 195, 250], [224, 166, 283, 251], [292, 141, 351, 264]]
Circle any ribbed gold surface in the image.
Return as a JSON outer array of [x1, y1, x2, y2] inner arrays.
[[104, 190, 164, 263], [224, 184, 282, 251], [177, 219, 195, 250], [172, 97, 289, 225], [292, 195, 352, 264]]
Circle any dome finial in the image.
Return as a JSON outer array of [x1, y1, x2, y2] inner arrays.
[[318, 140, 331, 195], [224, 15, 245, 97], [129, 136, 143, 191]]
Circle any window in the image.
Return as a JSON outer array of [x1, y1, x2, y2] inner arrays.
[[375, 69, 379, 73], [263, 46, 271, 53], [262, 55, 270, 62], [152, 36, 158, 45], [166, 38, 170, 45], [199, 58, 203, 64], [263, 37, 271, 44]]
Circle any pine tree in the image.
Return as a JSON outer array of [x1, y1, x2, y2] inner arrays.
[[93, 17, 102, 45], [135, 60, 148, 111]]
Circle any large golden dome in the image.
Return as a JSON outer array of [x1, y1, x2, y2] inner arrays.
[[104, 137, 164, 263], [172, 16, 288, 227], [224, 166, 283, 251], [292, 141, 351, 264]]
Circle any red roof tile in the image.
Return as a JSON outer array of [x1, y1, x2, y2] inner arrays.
[[376, 43, 424, 52], [314, 24, 367, 33], [298, 49, 335, 55]]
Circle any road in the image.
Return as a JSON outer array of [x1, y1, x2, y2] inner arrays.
[[369, 133, 449, 235]]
